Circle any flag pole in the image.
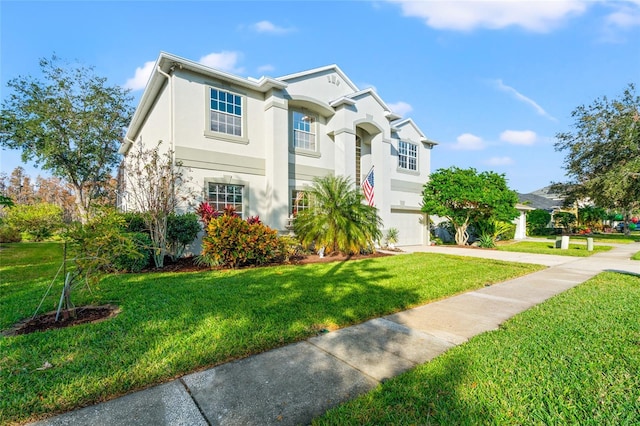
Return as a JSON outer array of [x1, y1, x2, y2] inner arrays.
[[361, 165, 374, 186]]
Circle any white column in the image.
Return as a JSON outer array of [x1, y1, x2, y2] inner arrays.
[[333, 129, 356, 179], [263, 91, 289, 230]]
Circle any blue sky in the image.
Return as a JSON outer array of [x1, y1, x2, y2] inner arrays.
[[2, 0, 639, 193]]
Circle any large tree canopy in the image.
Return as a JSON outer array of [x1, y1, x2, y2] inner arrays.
[[422, 167, 519, 245], [0, 56, 134, 222], [554, 84, 640, 233]]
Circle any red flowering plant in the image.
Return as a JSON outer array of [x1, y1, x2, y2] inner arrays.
[[195, 202, 220, 227], [198, 206, 283, 268]]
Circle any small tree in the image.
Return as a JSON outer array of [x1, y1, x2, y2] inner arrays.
[[0, 56, 134, 222], [422, 167, 519, 245], [293, 175, 382, 255], [123, 140, 195, 268], [56, 209, 140, 319]]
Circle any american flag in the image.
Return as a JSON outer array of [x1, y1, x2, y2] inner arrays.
[[362, 167, 374, 206]]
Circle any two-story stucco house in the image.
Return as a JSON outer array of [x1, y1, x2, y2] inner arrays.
[[119, 52, 437, 246]]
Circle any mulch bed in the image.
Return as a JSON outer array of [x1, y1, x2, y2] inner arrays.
[[3, 305, 121, 336], [143, 250, 392, 272]]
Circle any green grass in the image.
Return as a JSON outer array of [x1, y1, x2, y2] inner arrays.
[[315, 271, 640, 425], [497, 241, 613, 256], [0, 242, 543, 425], [632, 251, 640, 261]]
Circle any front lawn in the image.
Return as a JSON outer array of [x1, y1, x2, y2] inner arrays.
[[315, 271, 640, 425], [497, 241, 613, 256], [633, 251, 640, 261], [0, 243, 543, 424]]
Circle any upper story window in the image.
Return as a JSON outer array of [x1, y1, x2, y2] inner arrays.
[[398, 141, 418, 171], [210, 88, 242, 137], [292, 111, 316, 151]]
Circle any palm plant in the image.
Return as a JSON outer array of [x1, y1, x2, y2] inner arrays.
[[293, 175, 383, 255]]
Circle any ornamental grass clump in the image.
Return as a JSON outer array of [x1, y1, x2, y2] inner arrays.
[[199, 206, 283, 268]]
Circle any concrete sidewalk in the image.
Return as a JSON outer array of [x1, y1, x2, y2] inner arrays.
[[32, 243, 639, 426]]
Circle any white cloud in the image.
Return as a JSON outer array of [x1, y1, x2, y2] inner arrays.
[[500, 130, 538, 146], [606, 1, 640, 29], [494, 79, 557, 121], [124, 60, 155, 91], [199, 51, 244, 74], [599, 1, 640, 42], [387, 0, 586, 32], [387, 101, 413, 116], [257, 64, 275, 74], [252, 20, 294, 34], [485, 156, 515, 166], [451, 133, 485, 151]]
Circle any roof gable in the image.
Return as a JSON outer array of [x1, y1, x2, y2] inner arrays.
[[391, 118, 438, 145], [277, 65, 359, 92]]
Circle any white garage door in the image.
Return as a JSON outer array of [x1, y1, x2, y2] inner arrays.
[[388, 210, 426, 246]]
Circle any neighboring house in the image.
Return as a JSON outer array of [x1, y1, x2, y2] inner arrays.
[[119, 52, 437, 246], [517, 186, 565, 212], [518, 186, 575, 229]]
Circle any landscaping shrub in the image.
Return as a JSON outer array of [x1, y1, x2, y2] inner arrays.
[[112, 231, 151, 272], [200, 211, 282, 268], [477, 234, 496, 248], [121, 211, 148, 233], [498, 222, 516, 240], [0, 225, 22, 243], [66, 210, 143, 273], [166, 212, 201, 261], [279, 235, 305, 262], [554, 211, 577, 234], [473, 219, 514, 245], [527, 209, 551, 235], [195, 201, 219, 227], [5, 202, 63, 241]]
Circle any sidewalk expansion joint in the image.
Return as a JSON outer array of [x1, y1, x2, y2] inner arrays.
[[179, 377, 212, 426]]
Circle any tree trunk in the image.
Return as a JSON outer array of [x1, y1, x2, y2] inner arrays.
[[454, 219, 470, 245], [149, 215, 168, 268], [72, 184, 89, 224]]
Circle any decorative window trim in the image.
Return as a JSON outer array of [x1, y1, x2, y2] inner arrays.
[[397, 140, 419, 174], [204, 177, 251, 218], [203, 86, 249, 144], [290, 109, 320, 156]]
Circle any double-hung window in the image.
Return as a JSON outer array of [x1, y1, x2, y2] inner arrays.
[[398, 141, 418, 171], [207, 183, 244, 217], [210, 88, 242, 137], [292, 111, 316, 151]]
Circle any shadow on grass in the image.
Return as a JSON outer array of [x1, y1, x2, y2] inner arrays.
[[1, 257, 420, 423], [2, 251, 540, 424], [315, 349, 493, 425]]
